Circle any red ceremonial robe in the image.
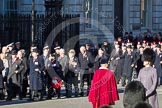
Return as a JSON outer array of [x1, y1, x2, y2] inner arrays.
[[88, 69, 119, 108]]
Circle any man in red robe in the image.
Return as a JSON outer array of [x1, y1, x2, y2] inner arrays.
[[88, 58, 119, 108]]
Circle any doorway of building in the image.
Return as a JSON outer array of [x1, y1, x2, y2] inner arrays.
[[114, 0, 123, 39]]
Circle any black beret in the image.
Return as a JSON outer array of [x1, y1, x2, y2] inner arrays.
[[100, 58, 108, 64], [127, 45, 132, 49]]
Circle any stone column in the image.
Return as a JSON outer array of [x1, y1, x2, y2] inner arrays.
[[123, 0, 129, 32]]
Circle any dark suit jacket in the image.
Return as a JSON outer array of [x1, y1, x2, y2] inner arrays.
[[78, 51, 93, 70]]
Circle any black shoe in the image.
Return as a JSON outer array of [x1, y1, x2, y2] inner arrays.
[[28, 98, 34, 101], [75, 95, 78, 97], [6, 98, 12, 101], [0, 96, 4, 100], [66, 95, 71, 98], [79, 92, 84, 97], [46, 97, 52, 100], [18, 97, 22, 100]]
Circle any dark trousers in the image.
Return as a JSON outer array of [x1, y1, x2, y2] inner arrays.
[[121, 75, 132, 86], [0, 88, 4, 100], [66, 77, 79, 97], [80, 72, 91, 95], [55, 88, 60, 98], [21, 78, 28, 98], [7, 83, 22, 100], [42, 72, 47, 96], [47, 75, 54, 99]]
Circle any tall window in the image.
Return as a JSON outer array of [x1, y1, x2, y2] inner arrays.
[[6, 0, 17, 16], [85, 0, 92, 28], [141, 0, 146, 26], [141, 0, 152, 28], [84, 0, 98, 28]]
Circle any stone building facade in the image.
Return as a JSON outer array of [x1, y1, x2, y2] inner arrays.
[[63, 0, 162, 44], [0, 0, 162, 44]]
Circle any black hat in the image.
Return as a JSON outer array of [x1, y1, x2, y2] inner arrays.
[[86, 43, 90, 46], [127, 45, 132, 49], [122, 45, 127, 47], [156, 44, 161, 48], [11, 50, 17, 55], [125, 32, 128, 35], [31, 48, 38, 53], [139, 46, 144, 49], [100, 58, 108, 64], [50, 53, 56, 57], [143, 48, 155, 63]]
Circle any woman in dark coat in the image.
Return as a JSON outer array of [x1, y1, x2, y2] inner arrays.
[[29, 49, 45, 101], [47, 53, 65, 99]]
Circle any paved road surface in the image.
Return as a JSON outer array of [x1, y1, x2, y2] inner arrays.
[[0, 85, 162, 108]]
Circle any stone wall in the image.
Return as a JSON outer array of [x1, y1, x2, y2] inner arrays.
[[152, 0, 162, 32], [62, 0, 114, 44], [129, 0, 141, 32]]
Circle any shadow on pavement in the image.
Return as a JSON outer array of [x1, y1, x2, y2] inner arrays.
[[0, 99, 46, 106]]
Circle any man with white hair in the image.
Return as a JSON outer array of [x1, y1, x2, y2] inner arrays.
[[79, 46, 93, 96]]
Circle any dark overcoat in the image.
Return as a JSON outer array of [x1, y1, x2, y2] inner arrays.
[[116, 50, 126, 77], [123, 52, 135, 78], [78, 51, 93, 74], [154, 53, 162, 78], [29, 56, 45, 91], [109, 49, 122, 73]]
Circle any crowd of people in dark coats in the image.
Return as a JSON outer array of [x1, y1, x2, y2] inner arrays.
[[0, 41, 110, 101], [0, 31, 162, 104], [109, 31, 162, 87]]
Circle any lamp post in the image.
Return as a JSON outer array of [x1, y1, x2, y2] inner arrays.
[[31, 0, 35, 44]]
